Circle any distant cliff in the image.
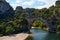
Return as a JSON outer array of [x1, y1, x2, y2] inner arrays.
[[0, 0, 14, 19]]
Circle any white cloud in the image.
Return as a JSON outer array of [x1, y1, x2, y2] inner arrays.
[[36, 0, 57, 9], [23, 1, 34, 6], [16, 0, 22, 3], [6, 0, 57, 9]]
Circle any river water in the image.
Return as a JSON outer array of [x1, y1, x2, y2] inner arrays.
[[26, 29, 60, 40]]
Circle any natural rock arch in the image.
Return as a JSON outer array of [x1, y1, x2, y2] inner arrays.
[[32, 19, 47, 28], [26, 17, 57, 33]]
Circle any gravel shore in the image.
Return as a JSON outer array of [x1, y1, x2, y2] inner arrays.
[[0, 33, 29, 40]]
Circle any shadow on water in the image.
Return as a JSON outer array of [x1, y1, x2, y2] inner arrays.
[[44, 33, 60, 40]]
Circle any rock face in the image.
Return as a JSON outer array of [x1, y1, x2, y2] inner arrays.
[[0, 0, 14, 19], [0, 0, 5, 2], [47, 18, 57, 33], [15, 6, 23, 18], [55, 0, 60, 6], [24, 8, 35, 19], [15, 6, 23, 13]]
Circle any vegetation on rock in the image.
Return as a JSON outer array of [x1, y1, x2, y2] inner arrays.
[[0, 0, 60, 36]]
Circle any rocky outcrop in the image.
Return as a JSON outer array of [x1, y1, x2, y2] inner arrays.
[[0, 0, 14, 19], [0, 0, 6, 2], [15, 6, 23, 18], [15, 6, 23, 13], [46, 18, 57, 33], [55, 0, 60, 6]]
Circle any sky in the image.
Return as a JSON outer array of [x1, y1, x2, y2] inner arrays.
[[6, 0, 57, 9]]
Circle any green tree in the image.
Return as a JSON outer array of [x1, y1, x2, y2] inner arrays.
[[32, 19, 46, 29], [0, 22, 5, 36], [57, 25, 60, 32], [5, 22, 15, 35]]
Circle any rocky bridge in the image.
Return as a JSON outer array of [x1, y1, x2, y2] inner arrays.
[[25, 16, 57, 33]]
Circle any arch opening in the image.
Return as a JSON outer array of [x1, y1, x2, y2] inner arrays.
[[32, 19, 48, 30]]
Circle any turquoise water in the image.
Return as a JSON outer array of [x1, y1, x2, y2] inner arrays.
[[28, 29, 60, 40]]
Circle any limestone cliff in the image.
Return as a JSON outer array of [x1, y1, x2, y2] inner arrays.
[[0, 0, 14, 19], [55, 0, 60, 6]]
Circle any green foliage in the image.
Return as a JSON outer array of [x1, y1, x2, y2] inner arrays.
[[5, 26, 15, 35], [32, 19, 46, 29], [0, 22, 5, 35], [0, 0, 60, 36], [57, 25, 60, 32]]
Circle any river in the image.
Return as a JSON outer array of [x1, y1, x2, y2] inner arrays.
[[26, 28, 60, 40]]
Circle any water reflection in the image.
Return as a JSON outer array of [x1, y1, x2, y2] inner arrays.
[[26, 29, 60, 40]]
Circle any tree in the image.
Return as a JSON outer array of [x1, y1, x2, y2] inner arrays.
[[5, 22, 15, 35], [5, 26, 15, 35], [0, 22, 5, 35], [57, 25, 60, 31], [32, 19, 46, 29]]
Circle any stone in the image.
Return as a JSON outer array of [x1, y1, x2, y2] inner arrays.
[[0, 0, 6, 2], [15, 6, 23, 13], [55, 0, 60, 6], [0, 0, 14, 19], [15, 6, 23, 18]]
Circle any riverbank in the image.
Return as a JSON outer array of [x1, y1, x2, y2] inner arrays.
[[32, 27, 48, 31], [0, 33, 29, 40]]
